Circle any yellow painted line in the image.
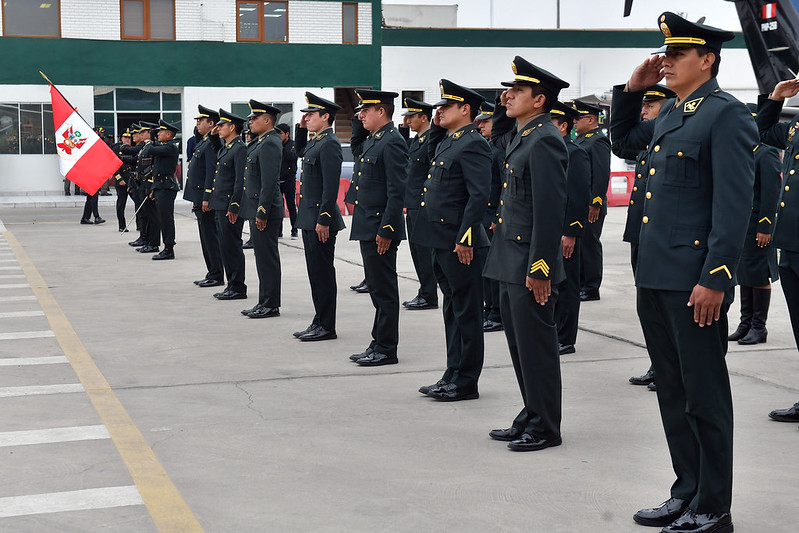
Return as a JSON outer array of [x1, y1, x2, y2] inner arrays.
[[3, 230, 204, 533]]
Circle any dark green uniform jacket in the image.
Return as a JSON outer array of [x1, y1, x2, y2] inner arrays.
[[483, 142, 504, 228], [483, 114, 568, 285], [237, 130, 283, 221], [611, 80, 757, 291], [209, 138, 246, 213], [619, 149, 648, 244], [349, 122, 408, 241], [574, 126, 611, 214], [564, 140, 590, 237], [296, 127, 345, 232], [184, 134, 221, 204], [403, 128, 431, 209], [148, 141, 180, 191]]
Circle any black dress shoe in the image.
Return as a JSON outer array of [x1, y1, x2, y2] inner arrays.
[[483, 319, 503, 332], [507, 433, 562, 451], [242, 304, 262, 316], [119, 228, 129, 233], [350, 280, 367, 291], [661, 510, 732, 533], [242, 239, 253, 249], [198, 278, 224, 288], [293, 323, 318, 338], [580, 290, 600, 301], [768, 401, 799, 422], [633, 498, 689, 527], [299, 327, 337, 342], [418, 379, 447, 395], [488, 427, 524, 441], [248, 307, 279, 318], [356, 351, 398, 366], [558, 343, 575, 355], [80, 218, 93, 224], [354, 283, 370, 294], [402, 296, 419, 308], [350, 347, 374, 362], [94, 217, 106, 224], [427, 382, 478, 401], [128, 238, 145, 247], [216, 290, 247, 301], [630, 369, 656, 385], [648, 382, 657, 392], [151, 249, 175, 260], [213, 290, 229, 299], [136, 245, 159, 253], [194, 278, 207, 285], [405, 297, 438, 310]]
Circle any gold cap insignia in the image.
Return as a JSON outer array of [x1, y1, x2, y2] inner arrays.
[[660, 23, 671, 37], [512, 62, 518, 75], [660, 15, 666, 23]]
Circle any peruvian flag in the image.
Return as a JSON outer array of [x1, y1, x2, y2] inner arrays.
[[763, 2, 777, 19], [49, 84, 121, 195]]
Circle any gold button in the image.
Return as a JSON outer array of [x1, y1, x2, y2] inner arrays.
[[299, 194, 302, 198], [641, 160, 645, 165], [629, 200, 634, 205], [650, 168, 656, 175], [505, 163, 509, 168], [678, 151, 683, 157], [498, 218, 503, 224], [439, 162, 444, 166], [300, 169, 303, 173], [642, 216, 649, 224], [795, 154, 799, 159], [654, 145, 660, 152], [633, 186, 638, 192], [500, 200, 504, 206], [244, 167, 248, 170], [694, 240, 700, 246], [358, 171, 362, 176], [243, 187, 246, 190], [510, 169, 514, 174], [423, 187, 427, 192], [299, 181, 302, 185], [354, 200, 358, 204], [637, 174, 642, 179], [791, 170, 796, 175], [516, 236, 521, 241], [503, 182, 508, 188], [420, 201, 425, 206], [440, 218, 444, 222], [355, 186, 359, 190], [646, 192, 652, 199], [781, 201, 785, 207], [427, 174, 431, 178], [360, 158, 364, 162], [431, 160, 435, 165], [786, 185, 790, 191]]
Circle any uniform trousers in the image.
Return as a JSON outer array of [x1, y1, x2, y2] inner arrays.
[[499, 281, 561, 440], [302, 229, 338, 331], [637, 287, 733, 513], [129, 186, 144, 235], [142, 192, 161, 247], [215, 211, 246, 294], [405, 208, 438, 304], [580, 210, 605, 292], [153, 188, 176, 249], [778, 250, 799, 348], [249, 218, 281, 308], [630, 243, 640, 275], [194, 205, 223, 282], [114, 181, 129, 230], [359, 239, 400, 357], [432, 246, 486, 390], [555, 238, 581, 346], [280, 180, 297, 234], [482, 227, 501, 323], [81, 192, 100, 220]]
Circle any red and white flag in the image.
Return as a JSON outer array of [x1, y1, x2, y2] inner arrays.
[[763, 2, 777, 19], [49, 84, 121, 195]]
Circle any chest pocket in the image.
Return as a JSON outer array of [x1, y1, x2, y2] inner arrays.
[[663, 141, 701, 188], [302, 154, 317, 168], [507, 167, 526, 199], [361, 154, 380, 177], [429, 158, 451, 184]]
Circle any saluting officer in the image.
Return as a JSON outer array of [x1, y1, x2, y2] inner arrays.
[[483, 57, 569, 451], [572, 100, 610, 302], [136, 121, 161, 253], [148, 120, 180, 260], [612, 13, 755, 532], [550, 101, 590, 356], [400, 97, 439, 311], [113, 128, 133, 232], [236, 100, 284, 318], [414, 80, 491, 401], [349, 89, 408, 366], [210, 109, 248, 301], [292, 93, 345, 341], [185, 105, 224, 287]]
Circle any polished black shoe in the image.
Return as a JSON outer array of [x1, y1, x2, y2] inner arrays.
[[299, 327, 337, 342], [290, 230, 298, 240], [213, 290, 228, 298], [94, 217, 106, 225], [661, 510, 733, 533], [350, 347, 374, 362], [404, 296, 438, 310], [241, 304, 262, 316], [507, 433, 562, 451], [356, 351, 398, 366], [633, 498, 689, 527], [242, 239, 253, 249], [151, 249, 175, 260], [80, 218, 93, 224], [136, 245, 159, 253], [648, 382, 657, 392], [119, 227, 129, 233], [427, 382, 478, 401], [483, 319, 503, 332], [354, 283, 370, 294], [248, 307, 279, 319], [768, 402, 799, 422], [293, 323, 318, 338], [558, 343, 575, 355], [197, 278, 224, 288], [350, 280, 367, 291], [737, 326, 766, 345], [580, 290, 600, 301], [216, 290, 247, 301], [488, 427, 524, 441], [128, 238, 145, 247], [194, 278, 207, 285], [418, 379, 447, 395], [630, 369, 656, 386]]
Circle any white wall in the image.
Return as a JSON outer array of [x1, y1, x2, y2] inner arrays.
[[61, 0, 120, 40]]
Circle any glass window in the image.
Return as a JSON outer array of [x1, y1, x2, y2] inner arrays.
[[122, 0, 146, 38], [342, 3, 357, 44], [20, 105, 44, 155], [263, 2, 287, 42], [121, 0, 174, 40], [115, 88, 160, 111], [43, 105, 56, 154], [149, 0, 175, 39], [237, 1, 287, 42], [231, 103, 250, 119], [162, 112, 182, 130], [238, 2, 260, 41], [0, 103, 57, 155], [162, 93, 182, 111], [94, 113, 116, 134], [94, 91, 115, 111], [2, 0, 60, 38], [0, 104, 21, 154]]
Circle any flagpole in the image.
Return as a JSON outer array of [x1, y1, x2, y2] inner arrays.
[[39, 70, 101, 128], [123, 196, 149, 234]]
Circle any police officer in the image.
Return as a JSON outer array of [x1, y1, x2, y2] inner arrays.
[[484, 57, 569, 451], [113, 129, 133, 232], [137, 121, 161, 253], [347, 114, 370, 295], [120, 123, 146, 246], [186, 105, 224, 287], [400, 97, 439, 311], [210, 109, 248, 301], [349, 89, 408, 366], [276, 123, 298, 240], [414, 80, 491, 401], [573, 100, 610, 302], [550, 101, 590, 356], [239, 99, 283, 318], [292, 93, 345, 341], [148, 119, 180, 260], [612, 13, 754, 532]]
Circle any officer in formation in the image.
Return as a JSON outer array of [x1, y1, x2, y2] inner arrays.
[[137, 121, 162, 254], [616, 84, 675, 390], [573, 100, 610, 302], [148, 120, 181, 260], [612, 12, 754, 533], [276, 123, 298, 240], [112, 129, 133, 232], [119, 123, 146, 247], [238, 100, 284, 318], [347, 113, 371, 295], [550, 101, 589, 357], [401, 98, 439, 312], [484, 57, 569, 451]]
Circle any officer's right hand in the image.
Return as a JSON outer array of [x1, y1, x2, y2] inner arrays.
[[770, 79, 799, 101], [500, 90, 509, 107], [316, 223, 329, 243], [687, 284, 724, 327], [299, 113, 309, 129], [202, 200, 210, 212], [626, 56, 665, 92], [561, 235, 576, 259], [526, 277, 551, 305], [432, 108, 442, 126]]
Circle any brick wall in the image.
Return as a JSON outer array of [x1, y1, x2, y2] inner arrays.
[[61, 0, 120, 40], [175, 0, 236, 41]]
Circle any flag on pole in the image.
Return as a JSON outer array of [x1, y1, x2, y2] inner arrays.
[[49, 83, 121, 196]]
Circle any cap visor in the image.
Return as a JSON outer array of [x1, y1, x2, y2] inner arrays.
[[475, 114, 492, 120]]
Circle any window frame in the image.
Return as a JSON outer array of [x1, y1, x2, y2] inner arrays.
[[236, 0, 288, 43], [0, 103, 56, 156], [1, 0, 62, 38], [120, 0, 176, 41], [342, 2, 358, 44]]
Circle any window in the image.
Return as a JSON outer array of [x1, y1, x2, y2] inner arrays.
[[237, 1, 288, 43], [0, 104, 56, 155], [121, 0, 175, 40], [2, 0, 60, 38], [93, 88, 182, 139], [342, 2, 358, 44]]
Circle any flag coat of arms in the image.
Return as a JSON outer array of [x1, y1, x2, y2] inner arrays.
[[49, 84, 121, 195]]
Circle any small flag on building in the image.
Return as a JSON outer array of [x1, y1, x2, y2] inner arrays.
[[47, 77, 121, 196]]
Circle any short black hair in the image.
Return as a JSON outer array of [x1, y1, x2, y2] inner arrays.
[[694, 45, 721, 78], [322, 110, 335, 126], [530, 85, 556, 113], [551, 115, 573, 135], [375, 103, 395, 119], [457, 102, 478, 121]]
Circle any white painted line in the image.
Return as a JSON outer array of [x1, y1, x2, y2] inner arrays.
[[0, 266, 22, 270], [0, 296, 36, 302], [0, 330, 54, 340], [0, 274, 25, 279], [0, 284, 29, 289], [0, 486, 143, 518], [0, 384, 84, 398], [0, 260, 18, 263], [0, 310, 45, 318], [0, 356, 68, 366], [0, 425, 110, 447]]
